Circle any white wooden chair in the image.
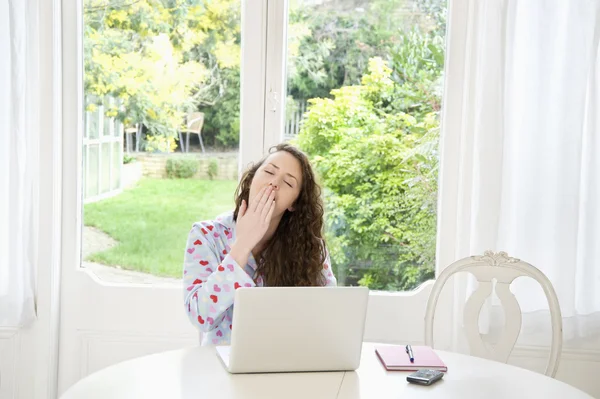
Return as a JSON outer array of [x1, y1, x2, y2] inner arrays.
[[424, 251, 563, 377]]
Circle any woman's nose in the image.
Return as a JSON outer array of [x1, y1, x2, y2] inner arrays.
[[269, 182, 279, 190]]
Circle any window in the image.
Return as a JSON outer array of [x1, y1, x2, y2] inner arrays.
[[81, 0, 242, 283], [282, 0, 447, 291], [78, 0, 448, 291]]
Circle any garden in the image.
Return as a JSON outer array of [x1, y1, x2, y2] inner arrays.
[[82, 0, 446, 291]]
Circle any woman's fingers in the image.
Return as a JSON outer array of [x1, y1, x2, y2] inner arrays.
[[265, 198, 276, 223], [261, 190, 276, 219], [256, 186, 273, 214], [250, 186, 268, 212]]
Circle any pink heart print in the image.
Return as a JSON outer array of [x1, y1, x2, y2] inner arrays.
[[223, 284, 231, 292], [213, 284, 221, 292], [213, 232, 219, 238], [209, 305, 217, 313], [193, 253, 202, 260], [227, 264, 235, 272], [216, 330, 223, 337], [212, 338, 219, 344], [244, 283, 252, 287], [187, 248, 195, 254], [207, 317, 214, 325]]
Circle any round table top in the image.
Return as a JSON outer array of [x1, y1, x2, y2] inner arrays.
[[61, 342, 592, 399]]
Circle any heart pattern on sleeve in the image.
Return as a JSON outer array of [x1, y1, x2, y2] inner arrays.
[[184, 213, 271, 346]]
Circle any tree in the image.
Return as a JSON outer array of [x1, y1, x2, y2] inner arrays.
[[286, 0, 441, 103], [83, 0, 241, 150]]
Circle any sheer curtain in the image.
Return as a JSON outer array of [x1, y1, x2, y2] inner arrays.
[[437, 0, 600, 345], [0, 0, 39, 327]]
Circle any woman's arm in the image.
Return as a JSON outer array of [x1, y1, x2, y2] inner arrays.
[[182, 222, 256, 332]]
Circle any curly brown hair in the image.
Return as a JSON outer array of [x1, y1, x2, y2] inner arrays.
[[233, 143, 326, 287]]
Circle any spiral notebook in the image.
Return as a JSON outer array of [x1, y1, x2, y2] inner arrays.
[[375, 345, 448, 372]]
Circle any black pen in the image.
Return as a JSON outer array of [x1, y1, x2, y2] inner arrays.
[[405, 344, 414, 363]]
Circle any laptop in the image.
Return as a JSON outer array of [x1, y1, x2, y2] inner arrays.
[[216, 286, 369, 373]]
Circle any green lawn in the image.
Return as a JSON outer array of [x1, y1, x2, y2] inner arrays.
[[84, 178, 238, 277]]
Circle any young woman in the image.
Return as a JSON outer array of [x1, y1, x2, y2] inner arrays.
[[183, 143, 337, 345]]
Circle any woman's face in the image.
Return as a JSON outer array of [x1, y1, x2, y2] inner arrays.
[[248, 151, 303, 218]]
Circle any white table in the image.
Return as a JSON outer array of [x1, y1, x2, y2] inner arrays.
[[61, 343, 593, 399]]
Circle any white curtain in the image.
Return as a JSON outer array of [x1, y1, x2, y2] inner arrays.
[[437, 0, 600, 345], [0, 0, 39, 327]]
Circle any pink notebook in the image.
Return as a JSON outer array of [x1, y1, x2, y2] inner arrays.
[[375, 345, 448, 371]]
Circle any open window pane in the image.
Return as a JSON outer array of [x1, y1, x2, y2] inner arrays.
[[81, 0, 242, 283], [285, 0, 447, 291]]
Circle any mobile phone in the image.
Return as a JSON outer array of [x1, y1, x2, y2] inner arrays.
[[406, 369, 444, 386]]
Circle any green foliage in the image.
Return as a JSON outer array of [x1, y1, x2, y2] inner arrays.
[[84, 0, 444, 152], [199, 68, 240, 148], [146, 135, 178, 153], [84, 0, 241, 143], [166, 158, 199, 179], [207, 159, 219, 180], [295, 14, 445, 291], [286, 0, 443, 104], [123, 154, 136, 164]]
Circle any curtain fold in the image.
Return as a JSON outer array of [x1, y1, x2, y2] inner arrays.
[[0, 0, 39, 327], [437, 0, 600, 345]]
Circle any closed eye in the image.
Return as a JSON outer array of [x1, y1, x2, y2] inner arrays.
[[265, 170, 274, 175], [285, 181, 293, 188]]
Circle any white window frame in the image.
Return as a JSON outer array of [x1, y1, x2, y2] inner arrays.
[[47, 4, 468, 395], [239, 0, 272, 174], [262, 0, 289, 152], [61, 0, 269, 282]]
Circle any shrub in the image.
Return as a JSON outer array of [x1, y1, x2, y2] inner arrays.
[[295, 52, 442, 291], [123, 154, 136, 164], [166, 158, 198, 179], [207, 159, 219, 180]]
